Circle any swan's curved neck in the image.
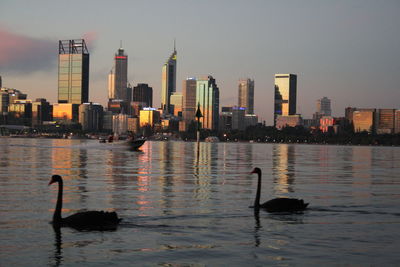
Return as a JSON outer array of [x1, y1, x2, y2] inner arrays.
[[53, 180, 63, 222], [254, 171, 261, 208]]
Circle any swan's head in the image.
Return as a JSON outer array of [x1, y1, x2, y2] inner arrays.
[[251, 167, 262, 175], [49, 175, 62, 185]]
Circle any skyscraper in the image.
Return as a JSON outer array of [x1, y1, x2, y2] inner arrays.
[[182, 78, 197, 122], [196, 76, 219, 131], [132, 83, 153, 107], [238, 78, 254, 115], [161, 44, 177, 115], [316, 97, 331, 116], [58, 39, 89, 104], [274, 74, 297, 124], [108, 46, 128, 101]]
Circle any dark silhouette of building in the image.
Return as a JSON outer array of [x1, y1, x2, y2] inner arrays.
[[133, 83, 153, 107]]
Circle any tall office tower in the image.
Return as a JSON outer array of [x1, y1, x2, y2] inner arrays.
[[182, 78, 197, 122], [132, 83, 153, 107], [108, 70, 115, 99], [58, 39, 89, 104], [0, 76, 2, 87], [109, 46, 128, 101], [316, 97, 331, 116], [161, 44, 177, 115], [238, 78, 254, 114], [196, 76, 220, 131], [274, 74, 297, 124], [170, 92, 183, 117]]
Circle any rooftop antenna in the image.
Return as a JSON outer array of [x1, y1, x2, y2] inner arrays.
[[174, 38, 176, 52], [120, 40, 123, 49]]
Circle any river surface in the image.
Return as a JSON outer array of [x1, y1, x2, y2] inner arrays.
[[1, 138, 400, 266]]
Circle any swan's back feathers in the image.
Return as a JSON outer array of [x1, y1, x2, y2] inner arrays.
[[260, 198, 308, 212], [62, 211, 121, 230]]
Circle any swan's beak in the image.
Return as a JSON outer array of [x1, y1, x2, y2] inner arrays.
[[48, 179, 55, 186]]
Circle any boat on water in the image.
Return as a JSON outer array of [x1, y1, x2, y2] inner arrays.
[[127, 138, 146, 150]]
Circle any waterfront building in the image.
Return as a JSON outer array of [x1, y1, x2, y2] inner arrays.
[[219, 106, 233, 132], [170, 92, 183, 117], [352, 109, 376, 133], [245, 114, 258, 128], [32, 98, 52, 127], [275, 115, 302, 130], [127, 117, 140, 134], [320, 116, 334, 133], [140, 108, 160, 127], [58, 39, 89, 104], [132, 83, 153, 107], [317, 97, 331, 116], [238, 78, 254, 115], [102, 110, 113, 131], [314, 97, 332, 122], [52, 103, 79, 124], [376, 109, 395, 134], [8, 99, 32, 126], [0, 87, 28, 124], [232, 107, 246, 131], [196, 76, 220, 131], [129, 101, 146, 117], [161, 44, 177, 115], [274, 74, 297, 125], [108, 46, 128, 102], [79, 103, 103, 132], [112, 113, 129, 136], [395, 110, 400, 134]]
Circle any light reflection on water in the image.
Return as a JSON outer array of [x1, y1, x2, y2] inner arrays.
[[1, 138, 400, 266]]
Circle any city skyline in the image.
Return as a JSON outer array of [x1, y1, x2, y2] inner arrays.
[[0, 1, 399, 124]]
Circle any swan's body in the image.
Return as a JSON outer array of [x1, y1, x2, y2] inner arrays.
[[251, 167, 308, 212], [49, 175, 121, 230]]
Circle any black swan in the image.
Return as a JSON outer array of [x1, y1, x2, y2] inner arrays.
[[49, 174, 121, 230], [251, 167, 308, 212]]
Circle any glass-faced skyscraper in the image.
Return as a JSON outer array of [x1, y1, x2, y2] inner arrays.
[[238, 78, 255, 115], [108, 47, 128, 101], [58, 39, 89, 104], [274, 74, 297, 124], [196, 76, 219, 131], [161, 45, 177, 115]]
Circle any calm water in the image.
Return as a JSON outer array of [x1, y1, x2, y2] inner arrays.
[[1, 138, 400, 266]]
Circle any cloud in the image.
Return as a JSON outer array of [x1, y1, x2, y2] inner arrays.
[[0, 27, 57, 74], [0, 28, 99, 75]]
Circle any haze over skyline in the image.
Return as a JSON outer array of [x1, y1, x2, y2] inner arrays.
[[0, 0, 399, 124]]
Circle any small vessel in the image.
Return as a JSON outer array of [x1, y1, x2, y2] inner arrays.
[[205, 136, 219, 142], [127, 138, 146, 150]]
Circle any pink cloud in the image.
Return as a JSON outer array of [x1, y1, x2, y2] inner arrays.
[[0, 27, 56, 73], [0, 28, 98, 74]]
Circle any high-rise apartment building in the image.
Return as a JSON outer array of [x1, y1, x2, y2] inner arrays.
[[274, 74, 297, 124], [196, 76, 219, 131], [108, 46, 128, 101], [132, 83, 153, 107], [58, 39, 89, 104], [238, 78, 254, 115], [161, 45, 177, 115]]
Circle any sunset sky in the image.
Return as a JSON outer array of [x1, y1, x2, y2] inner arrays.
[[0, 0, 399, 124]]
